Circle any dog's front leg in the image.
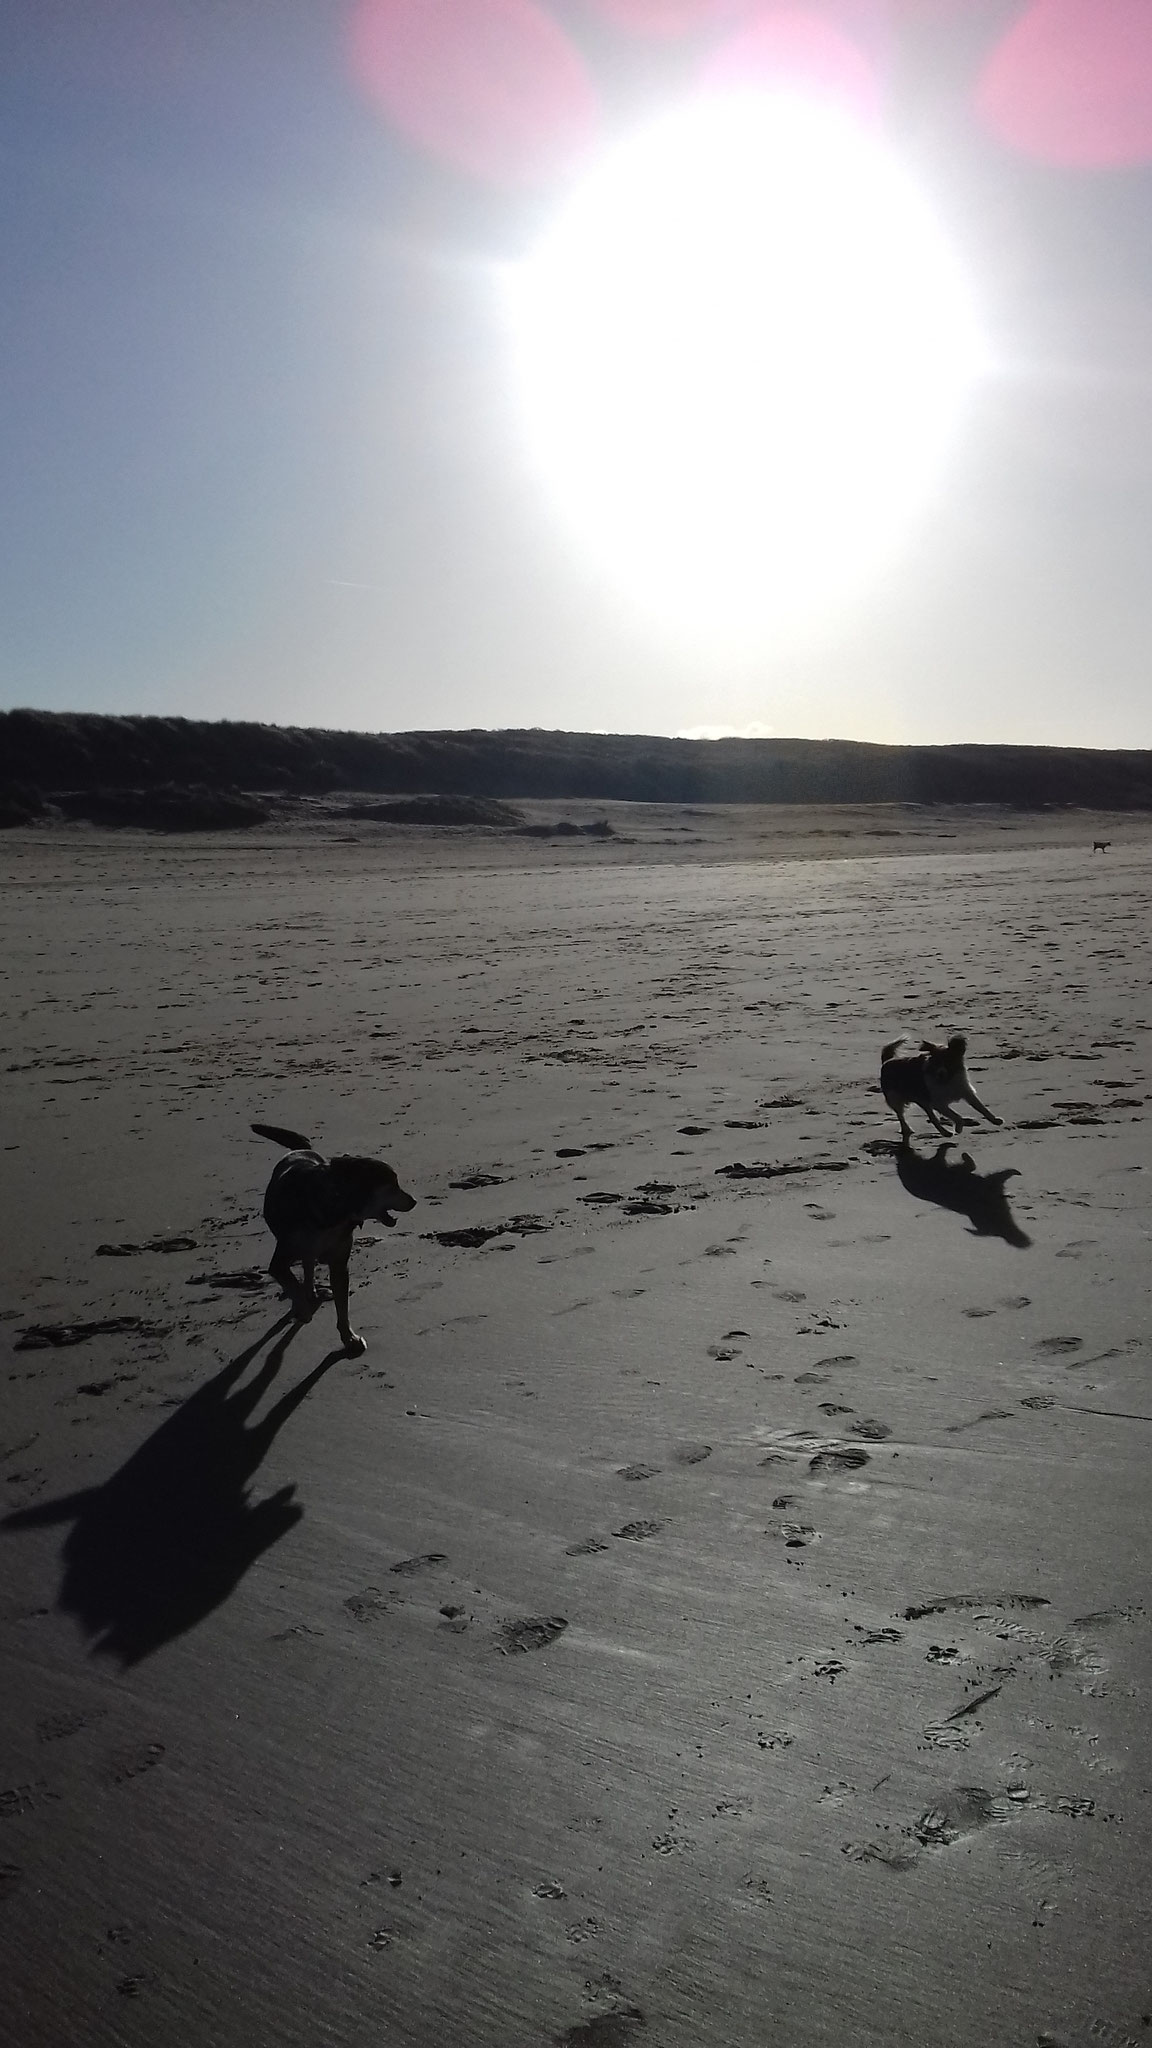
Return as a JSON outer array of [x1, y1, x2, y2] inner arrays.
[[960, 1084, 1002, 1127], [329, 1256, 366, 1356]]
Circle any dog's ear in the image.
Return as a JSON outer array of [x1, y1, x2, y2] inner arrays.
[[947, 1035, 967, 1055], [920, 1039, 944, 1055]]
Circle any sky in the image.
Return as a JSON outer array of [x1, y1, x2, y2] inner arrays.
[[3, 0, 1152, 748]]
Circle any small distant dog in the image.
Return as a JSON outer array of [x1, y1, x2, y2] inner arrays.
[[879, 1036, 1003, 1147], [252, 1124, 415, 1355], [1093, 840, 1111, 853]]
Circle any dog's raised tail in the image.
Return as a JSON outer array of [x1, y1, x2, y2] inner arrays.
[[251, 1121, 313, 1151]]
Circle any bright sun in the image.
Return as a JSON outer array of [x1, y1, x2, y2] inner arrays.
[[506, 92, 985, 647]]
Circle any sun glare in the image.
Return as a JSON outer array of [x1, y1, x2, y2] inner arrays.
[[505, 92, 985, 647]]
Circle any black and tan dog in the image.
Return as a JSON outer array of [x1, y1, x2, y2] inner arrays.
[[252, 1124, 415, 1355], [879, 1036, 1003, 1147]]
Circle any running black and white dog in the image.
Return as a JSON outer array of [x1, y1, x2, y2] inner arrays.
[[879, 1036, 1003, 1147], [252, 1124, 415, 1355]]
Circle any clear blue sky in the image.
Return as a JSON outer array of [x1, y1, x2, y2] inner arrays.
[[3, 1, 1152, 746]]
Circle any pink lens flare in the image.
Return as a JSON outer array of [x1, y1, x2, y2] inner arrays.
[[347, 0, 600, 185], [584, 1, 743, 34], [976, 0, 1152, 166], [699, 5, 883, 119]]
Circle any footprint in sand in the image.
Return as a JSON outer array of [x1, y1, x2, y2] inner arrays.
[[498, 1615, 568, 1654], [36, 1707, 108, 1744], [16, 1316, 169, 1351], [841, 1839, 920, 1872], [618, 1463, 659, 1481], [1073, 1602, 1145, 1628], [566, 1536, 609, 1556], [558, 2007, 646, 2047], [904, 1592, 1049, 1621], [1045, 1629, 1107, 1681], [809, 1446, 870, 1474], [849, 1419, 892, 1441], [997, 1840, 1065, 1926], [946, 1408, 1015, 1433], [344, 1588, 391, 1624], [0, 1782, 54, 1819], [107, 1743, 165, 1786], [390, 1553, 448, 1576], [914, 1785, 995, 1846], [613, 1520, 661, 1541], [674, 1443, 712, 1465], [1036, 1336, 1083, 1355]]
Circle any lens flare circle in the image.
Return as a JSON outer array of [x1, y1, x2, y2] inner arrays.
[[507, 93, 983, 643]]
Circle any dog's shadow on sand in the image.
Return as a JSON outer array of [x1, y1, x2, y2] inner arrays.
[[2, 1318, 344, 1664], [891, 1141, 1032, 1248]]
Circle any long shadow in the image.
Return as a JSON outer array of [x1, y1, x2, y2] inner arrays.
[[2, 1315, 345, 1664], [894, 1141, 1032, 1248]]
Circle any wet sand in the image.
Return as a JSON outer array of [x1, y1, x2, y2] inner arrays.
[[2, 806, 1151, 2047]]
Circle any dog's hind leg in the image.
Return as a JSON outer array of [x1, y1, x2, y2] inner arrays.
[[329, 1256, 366, 1356], [886, 1098, 913, 1147], [269, 1245, 317, 1321]]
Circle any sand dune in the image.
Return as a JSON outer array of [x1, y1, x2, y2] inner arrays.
[[2, 811, 1150, 2046]]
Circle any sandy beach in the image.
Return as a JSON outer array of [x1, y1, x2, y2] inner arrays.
[[2, 805, 1151, 2048]]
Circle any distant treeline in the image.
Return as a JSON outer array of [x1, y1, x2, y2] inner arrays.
[[4, 709, 1152, 809]]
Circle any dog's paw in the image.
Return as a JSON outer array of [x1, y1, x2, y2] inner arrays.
[[341, 1331, 367, 1357]]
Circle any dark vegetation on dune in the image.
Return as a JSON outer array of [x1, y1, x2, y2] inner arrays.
[[337, 794, 522, 827], [53, 784, 272, 830], [3, 708, 1152, 822]]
